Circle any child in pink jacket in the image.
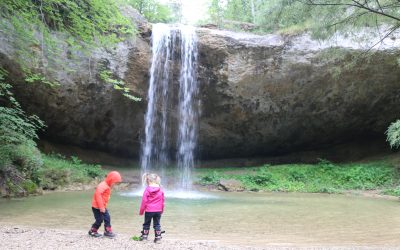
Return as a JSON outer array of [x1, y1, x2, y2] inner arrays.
[[139, 173, 165, 243]]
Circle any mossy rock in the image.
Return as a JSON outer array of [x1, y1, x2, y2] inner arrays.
[[21, 180, 38, 194], [38, 168, 71, 190]]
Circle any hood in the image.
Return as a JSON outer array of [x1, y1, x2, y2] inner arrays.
[[105, 171, 122, 186], [147, 186, 161, 193]]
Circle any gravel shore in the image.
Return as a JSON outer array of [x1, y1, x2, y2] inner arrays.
[[1, 226, 261, 250], [3, 226, 400, 250]]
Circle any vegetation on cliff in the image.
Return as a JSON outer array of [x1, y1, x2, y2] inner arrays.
[[198, 159, 400, 196], [0, 67, 105, 197], [0, 0, 124, 196], [0, 0, 135, 81]]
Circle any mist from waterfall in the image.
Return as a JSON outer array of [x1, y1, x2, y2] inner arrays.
[[140, 23, 199, 190]]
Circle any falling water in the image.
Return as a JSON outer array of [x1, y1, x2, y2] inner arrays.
[[176, 25, 199, 190], [140, 24, 199, 190], [140, 24, 176, 178]]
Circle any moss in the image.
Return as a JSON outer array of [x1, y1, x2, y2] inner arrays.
[[0, 0, 136, 86]]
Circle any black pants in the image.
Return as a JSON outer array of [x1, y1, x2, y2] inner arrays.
[[91, 207, 111, 230], [143, 212, 162, 231]]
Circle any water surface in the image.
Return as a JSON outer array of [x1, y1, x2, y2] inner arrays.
[[1, 191, 399, 247]]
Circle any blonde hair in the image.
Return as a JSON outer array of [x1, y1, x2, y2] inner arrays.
[[142, 173, 161, 186]]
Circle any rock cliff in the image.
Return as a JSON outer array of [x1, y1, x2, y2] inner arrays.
[[1, 17, 399, 159]]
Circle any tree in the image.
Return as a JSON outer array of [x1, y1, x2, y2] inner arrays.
[[166, 0, 183, 23], [206, 0, 400, 41], [301, 0, 400, 44], [125, 0, 178, 23]]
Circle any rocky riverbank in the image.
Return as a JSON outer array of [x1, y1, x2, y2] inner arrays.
[[0, 225, 267, 250]]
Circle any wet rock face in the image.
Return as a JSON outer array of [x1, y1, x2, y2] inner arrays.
[[7, 38, 151, 157], [1, 21, 400, 159], [0, 8, 152, 158], [196, 28, 400, 159]]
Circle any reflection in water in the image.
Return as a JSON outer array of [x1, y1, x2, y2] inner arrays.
[[1, 191, 400, 247]]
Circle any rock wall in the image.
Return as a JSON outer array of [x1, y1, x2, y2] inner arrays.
[[196, 29, 400, 159], [1, 17, 400, 160], [0, 7, 151, 158]]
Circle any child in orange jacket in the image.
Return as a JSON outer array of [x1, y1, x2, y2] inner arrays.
[[88, 171, 122, 238]]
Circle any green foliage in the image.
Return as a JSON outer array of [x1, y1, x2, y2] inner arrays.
[[197, 160, 398, 194], [0, 68, 45, 173], [0, 68, 44, 196], [206, 0, 400, 39], [22, 180, 39, 194], [99, 69, 141, 102], [0, 0, 134, 45], [131, 235, 141, 241], [0, 0, 136, 86], [125, 0, 180, 23], [386, 120, 400, 149], [25, 72, 59, 87], [39, 154, 106, 188], [38, 167, 70, 190], [0, 68, 103, 196], [199, 170, 224, 185], [382, 185, 400, 196], [0, 144, 44, 196]]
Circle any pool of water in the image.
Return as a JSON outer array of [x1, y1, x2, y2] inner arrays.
[[1, 190, 399, 247]]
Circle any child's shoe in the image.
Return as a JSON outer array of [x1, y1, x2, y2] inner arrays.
[[154, 230, 162, 243], [88, 228, 102, 237], [104, 227, 116, 238], [139, 230, 149, 241]]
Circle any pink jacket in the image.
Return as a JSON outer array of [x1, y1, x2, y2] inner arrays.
[[139, 186, 164, 215]]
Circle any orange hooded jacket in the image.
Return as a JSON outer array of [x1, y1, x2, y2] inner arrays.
[[91, 171, 122, 210]]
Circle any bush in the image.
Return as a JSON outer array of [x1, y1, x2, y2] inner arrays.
[[382, 186, 400, 196], [197, 161, 399, 195], [41, 154, 105, 185], [287, 168, 307, 182], [199, 171, 222, 185], [245, 170, 275, 186], [22, 180, 38, 194], [386, 119, 400, 149], [0, 68, 45, 196], [38, 168, 70, 190]]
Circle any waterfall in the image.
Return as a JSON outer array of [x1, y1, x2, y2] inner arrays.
[[177, 25, 199, 190], [140, 24, 199, 190]]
